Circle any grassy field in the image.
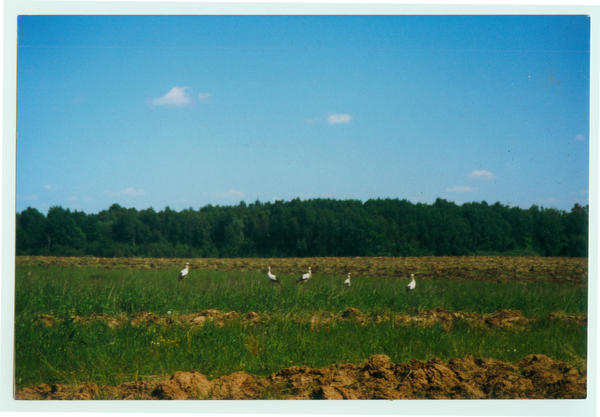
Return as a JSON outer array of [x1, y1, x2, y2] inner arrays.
[[14, 256, 588, 391]]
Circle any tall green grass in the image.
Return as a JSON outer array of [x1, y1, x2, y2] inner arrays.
[[15, 316, 586, 389], [16, 265, 587, 320]]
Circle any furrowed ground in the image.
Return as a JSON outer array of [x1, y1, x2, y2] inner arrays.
[[15, 256, 588, 400]]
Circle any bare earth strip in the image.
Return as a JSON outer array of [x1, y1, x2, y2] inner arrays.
[[35, 307, 587, 330], [16, 255, 588, 285], [16, 353, 586, 400]]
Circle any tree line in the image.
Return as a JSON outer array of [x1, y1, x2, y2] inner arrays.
[[16, 198, 588, 258]]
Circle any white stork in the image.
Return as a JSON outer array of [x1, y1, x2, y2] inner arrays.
[[297, 267, 311, 283], [344, 273, 351, 287], [267, 267, 280, 285], [178, 263, 189, 284], [406, 273, 416, 292]]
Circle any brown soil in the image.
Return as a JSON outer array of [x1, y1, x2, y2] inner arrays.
[[35, 307, 586, 330], [17, 255, 588, 286], [15, 354, 586, 400]]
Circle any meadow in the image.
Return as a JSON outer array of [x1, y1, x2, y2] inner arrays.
[[14, 256, 588, 398]]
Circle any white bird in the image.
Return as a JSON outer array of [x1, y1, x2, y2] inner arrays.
[[267, 267, 280, 285], [178, 263, 189, 283], [344, 273, 351, 287], [406, 273, 416, 292], [297, 267, 311, 283]]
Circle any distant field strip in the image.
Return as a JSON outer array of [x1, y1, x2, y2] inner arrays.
[[16, 255, 588, 284]]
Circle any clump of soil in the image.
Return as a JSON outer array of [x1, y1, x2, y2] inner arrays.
[[548, 312, 588, 326], [16, 354, 585, 400]]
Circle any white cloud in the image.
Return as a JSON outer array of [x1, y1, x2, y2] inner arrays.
[[71, 96, 86, 104], [108, 188, 146, 197], [468, 170, 496, 180], [573, 134, 586, 141], [151, 87, 192, 106], [327, 114, 352, 124], [446, 186, 474, 193], [198, 92, 212, 102]]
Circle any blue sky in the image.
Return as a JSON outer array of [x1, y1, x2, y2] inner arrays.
[[16, 15, 590, 214]]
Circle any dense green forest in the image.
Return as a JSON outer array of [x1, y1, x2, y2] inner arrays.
[[16, 198, 588, 258]]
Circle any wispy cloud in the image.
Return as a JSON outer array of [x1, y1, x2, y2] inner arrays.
[[327, 113, 352, 124], [215, 190, 244, 198], [468, 170, 496, 180], [43, 185, 64, 191], [198, 92, 212, 102], [446, 186, 475, 193], [121, 188, 146, 196], [571, 189, 589, 195], [108, 188, 146, 197], [71, 96, 86, 104], [150, 87, 192, 106], [573, 134, 586, 141]]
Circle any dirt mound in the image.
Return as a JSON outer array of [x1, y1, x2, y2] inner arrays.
[[178, 310, 240, 327], [35, 307, 585, 330], [131, 311, 170, 326], [17, 382, 99, 400], [393, 306, 460, 329], [16, 354, 585, 400], [74, 313, 129, 327], [396, 307, 531, 329], [152, 371, 212, 400], [341, 307, 362, 318], [483, 309, 529, 328], [36, 314, 55, 327], [548, 312, 588, 326]]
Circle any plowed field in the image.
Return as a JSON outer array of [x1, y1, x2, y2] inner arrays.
[[15, 256, 588, 400]]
